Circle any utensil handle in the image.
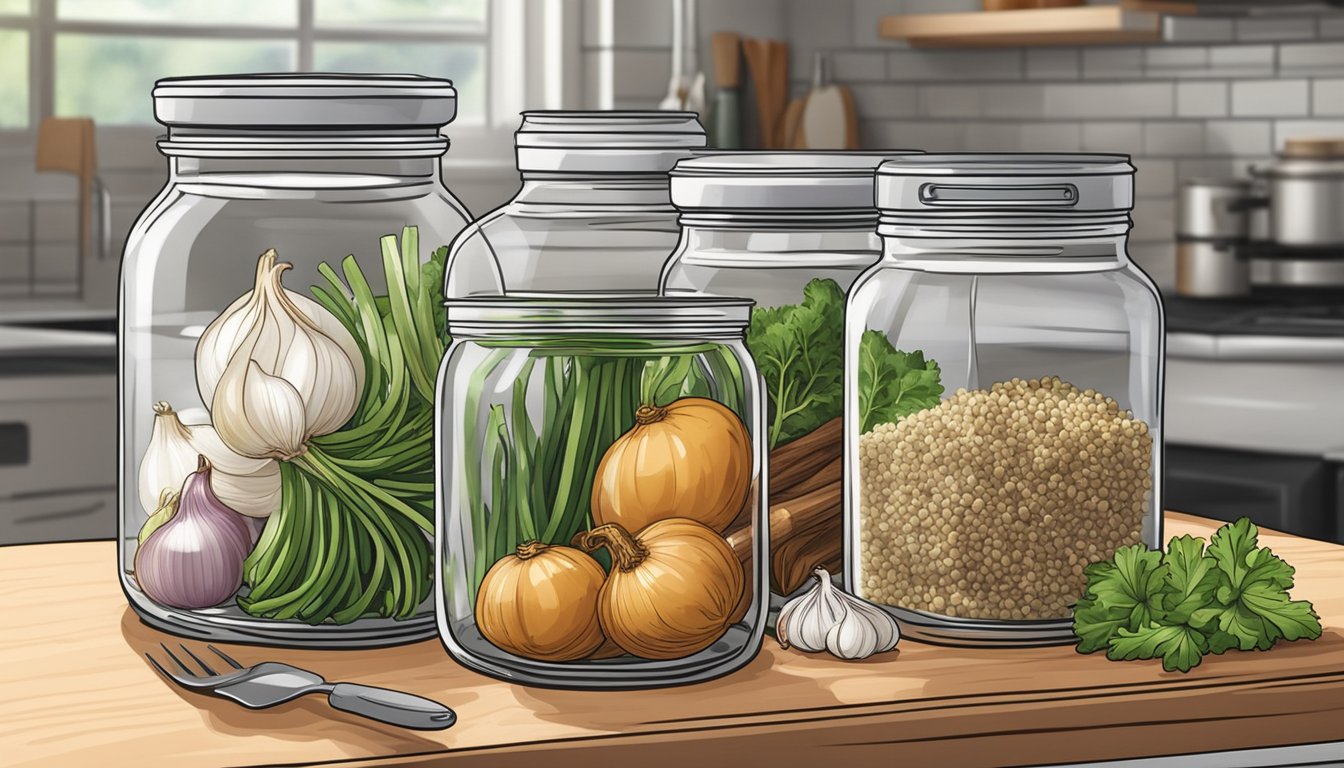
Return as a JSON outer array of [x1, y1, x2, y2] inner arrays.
[[327, 683, 456, 731]]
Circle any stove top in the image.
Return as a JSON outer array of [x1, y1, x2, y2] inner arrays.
[[1164, 289, 1344, 339]]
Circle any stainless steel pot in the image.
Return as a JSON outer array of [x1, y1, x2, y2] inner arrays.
[[1176, 178, 1250, 297], [1264, 139, 1344, 246]]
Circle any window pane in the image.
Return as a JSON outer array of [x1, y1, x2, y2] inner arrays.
[[0, 0, 30, 16], [58, 0, 296, 26], [315, 0, 485, 29], [313, 42, 484, 123], [56, 35, 295, 125], [0, 30, 27, 128]]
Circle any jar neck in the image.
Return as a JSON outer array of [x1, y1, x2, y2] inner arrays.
[[162, 127, 447, 184], [676, 217, 880, 264], [513, 174, 673, 207], [880, 218, 1133, 272]]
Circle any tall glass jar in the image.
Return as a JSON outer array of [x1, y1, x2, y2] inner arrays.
[[436, 296, 767, 688], [845, 154, 1164, 646], [660, 151, 910, 598], [119, 74, 472, 648], [445, 111, 705, 297]]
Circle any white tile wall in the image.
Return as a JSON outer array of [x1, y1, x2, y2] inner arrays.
[[592, 1, 1344, 286]]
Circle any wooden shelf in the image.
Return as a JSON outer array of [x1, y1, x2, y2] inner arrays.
[[879, 2, 1197, 48]]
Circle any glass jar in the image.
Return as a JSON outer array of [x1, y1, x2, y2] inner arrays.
[[445, 111, 705, 297], [436, 296, 767, 688], [845, 154, 1164, 646], [119, 74, 472, 648], [659, 151, 909, 598]]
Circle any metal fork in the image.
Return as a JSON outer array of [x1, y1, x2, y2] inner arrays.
[[146, 643, 456, 731]]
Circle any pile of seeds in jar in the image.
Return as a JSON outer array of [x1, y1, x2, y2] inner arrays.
[[857, 376, 1153, 621]]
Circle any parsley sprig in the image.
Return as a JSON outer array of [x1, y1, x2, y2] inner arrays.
[[1074, 518, 1322, 673]]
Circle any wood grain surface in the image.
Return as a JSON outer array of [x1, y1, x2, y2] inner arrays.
[[3, 512, 1343, 768]]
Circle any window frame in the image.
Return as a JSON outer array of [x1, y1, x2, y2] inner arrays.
[[0, 0, 582, 166]]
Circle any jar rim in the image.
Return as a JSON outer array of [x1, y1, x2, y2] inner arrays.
[[445, 293, 752, 335]]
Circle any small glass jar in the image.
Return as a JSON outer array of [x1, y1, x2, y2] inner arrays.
[[436, 296, 767, 688], [445, 111, 705, 297], [660, 151, 909, 597], [845, 154, 1164, 646], [119, 74, 472, 648]]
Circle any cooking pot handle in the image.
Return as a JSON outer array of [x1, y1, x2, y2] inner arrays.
[[1226, 195, 1269, 213]]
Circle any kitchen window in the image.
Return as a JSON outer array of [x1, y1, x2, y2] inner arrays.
[[0, 0, 574, 145]]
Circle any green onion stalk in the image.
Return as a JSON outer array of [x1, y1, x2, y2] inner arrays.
[[460, 338, 747, 600], [239, 227, 446, 624]]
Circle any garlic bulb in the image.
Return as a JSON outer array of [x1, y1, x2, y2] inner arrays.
[[196, 249, 365, 460], [776, 567, 900, 660], [134, 456, 255, 610], [138, 401, 281, 518]]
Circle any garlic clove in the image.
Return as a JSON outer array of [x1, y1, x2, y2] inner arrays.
[[213, 355, 308, 460], [138, 401, 198, 516], [138, 401, 282, 518], [825, 605, 879, 660], [138, 488, 180, 545], [196, 249, 364, 452], [776, 566, 848, 654], [848, 599, 901, 654]]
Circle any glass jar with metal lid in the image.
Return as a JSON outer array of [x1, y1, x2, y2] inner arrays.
[[845, 153, 1164, 646], [436, 295, 767, 688], [659, 150, 911, 598], [444, 111, 705, 298], [119, 74, 472, 647]]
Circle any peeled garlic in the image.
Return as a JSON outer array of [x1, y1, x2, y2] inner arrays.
[[196, 249, 365, 460], [777, 567, 900, 660], [138, 401, 281, 518]]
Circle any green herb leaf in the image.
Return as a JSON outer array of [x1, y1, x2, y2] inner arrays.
[[1162, 535, 1219, 625], [747, 278, 846, 449], [857, 330, 943, 434], [1108, 622, 1209, 673], [1073, 517, 1322, 672]]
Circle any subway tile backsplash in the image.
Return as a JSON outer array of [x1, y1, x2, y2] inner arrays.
[[586, 0, 1344, 287]]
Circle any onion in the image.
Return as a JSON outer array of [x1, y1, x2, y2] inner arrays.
[[134, 456, 254, 610], [574, 519, 745, 660], [475, 541, 606, 662], [592, 397, 751, 534]]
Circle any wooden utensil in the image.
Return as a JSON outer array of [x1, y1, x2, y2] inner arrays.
[[796, 54, 859, 150], [743, 37, 789, 148]]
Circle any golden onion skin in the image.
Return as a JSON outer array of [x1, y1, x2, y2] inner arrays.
[[592, 397, 751, 534], [582, 519, 746, 660], [474, 542, 606, 662]]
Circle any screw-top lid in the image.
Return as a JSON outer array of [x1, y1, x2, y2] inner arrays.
[[514, 111, 706, 174], [671, 151, 917, 211], [153, 73, 457, 129], [876, 153, 1135, 218], [446, 294, 751, 337]]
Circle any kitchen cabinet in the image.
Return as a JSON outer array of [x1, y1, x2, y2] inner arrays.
[[3, 512, 1343, 767]]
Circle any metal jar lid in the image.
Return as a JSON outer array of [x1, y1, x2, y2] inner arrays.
[[670, 151, 915, 211], [153, 73, 458, 129], [514, 111, 706, 174], [876, 153, 1135, 219]]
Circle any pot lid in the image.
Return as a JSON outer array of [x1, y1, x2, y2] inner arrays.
[[1281, 138, 1344, 159], [670, 151, 916, 210], [876, 153, 1134, 215]]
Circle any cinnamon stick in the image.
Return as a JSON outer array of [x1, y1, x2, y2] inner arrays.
[[773, 454, 841, 505], [727, 479, 841, 562], [773, 516, 842, 595], [769, 419, 843, 499]]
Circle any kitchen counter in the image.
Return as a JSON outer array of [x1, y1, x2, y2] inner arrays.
[[3, 512, 1343, 768]]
